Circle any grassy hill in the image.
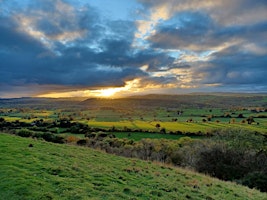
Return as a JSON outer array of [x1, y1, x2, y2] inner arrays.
[[0, 133, 266, 200]]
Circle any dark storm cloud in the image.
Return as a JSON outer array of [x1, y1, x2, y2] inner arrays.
[[1, 0, 267, 97], [0, 17, 46, 53], [0, 0, 175, 95]]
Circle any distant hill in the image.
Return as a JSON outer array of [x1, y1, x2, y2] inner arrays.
[[1, 93, 266, 109], [0, 97, 86, 109], [0, 133, 266, 199], [81, 93, 267, 109]]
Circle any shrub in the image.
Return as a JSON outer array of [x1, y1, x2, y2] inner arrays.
[[0, 117, 5, 122], [16, 129, 34, 137], [65, 136, 79, 143], [77, 139, 88, 146], [42, 132, 64, 144], [195, 144, 247, 180], [242, 171, 267, 192]]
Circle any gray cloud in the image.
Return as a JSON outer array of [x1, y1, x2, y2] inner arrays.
[[0, 1, 175, 95], [0, 0, 267, 97], [149, 11, 267, 51]]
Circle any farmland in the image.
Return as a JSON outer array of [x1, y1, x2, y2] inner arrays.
[[1, 93, 267, 197], [1, 94, 267, 135]]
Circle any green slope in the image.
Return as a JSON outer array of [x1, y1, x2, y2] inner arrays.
[[0, 133, 266, 200]]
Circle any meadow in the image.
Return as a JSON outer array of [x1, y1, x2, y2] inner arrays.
[[1, 94, 267, 197], [1, 133, 266, 200], [1, 99, 267, 136]]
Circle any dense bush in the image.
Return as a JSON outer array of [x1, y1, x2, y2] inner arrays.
[[184, 129, 267, 192], [242, 172, 267, 192], [16, 129, 34, 137], [42, 132, 65, 143]]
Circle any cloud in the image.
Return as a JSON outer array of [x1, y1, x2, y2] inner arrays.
[[0, 0, 178, 97], [182, 45, 267, 91], [0, 0, 267, 97], [137, 0, 267, 25], [148, 11, 267, 51]]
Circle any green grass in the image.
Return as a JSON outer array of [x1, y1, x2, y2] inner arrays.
[[112, 132, 202, 141], [0, 133, 266, 200], [2, 105, 267, 135], [53, 131, 202, 141]]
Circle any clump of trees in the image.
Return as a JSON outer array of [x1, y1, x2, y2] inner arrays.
[[15, 128, 65, 143], [188, 129, 267, 192]]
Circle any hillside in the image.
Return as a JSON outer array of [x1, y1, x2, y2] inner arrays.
[[1, 93, 266, 110], [0, 133, 266, 200]]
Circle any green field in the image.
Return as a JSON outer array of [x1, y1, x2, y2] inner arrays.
[[86, 119, 267, 135], [112, 132, 203, 141], [1, 94, 267, 135], [1, 133, 266, 200]]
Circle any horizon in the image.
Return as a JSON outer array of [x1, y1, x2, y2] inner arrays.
[[1, 92, 267, 100], [1, 0, 267, 98]]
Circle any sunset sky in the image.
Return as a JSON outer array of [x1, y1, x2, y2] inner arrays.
[[1, 0, 267, 98]]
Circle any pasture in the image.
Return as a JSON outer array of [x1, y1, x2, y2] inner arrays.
[[1, 133, 266, 200], [1, 102, 267, 135]]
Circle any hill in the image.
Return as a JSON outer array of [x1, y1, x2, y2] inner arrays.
[[0, 133, 266, 199], [1, 93, 266, 109], [81, 93, 267, 109]]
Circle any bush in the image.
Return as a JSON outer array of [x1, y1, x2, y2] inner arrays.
[[77, 139, 88, 146], [0, 117, 5, 122], [42, 132, 64, 144], [16, 129, 34, 137], [182, 128, 267, 190], [195, 144, 247, 180], [65, 136, 79, 143], [242, 171, 267, 192]]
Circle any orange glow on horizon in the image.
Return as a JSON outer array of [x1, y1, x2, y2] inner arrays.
[[35, 78, 182, 98], [36, 79, 141, 98]]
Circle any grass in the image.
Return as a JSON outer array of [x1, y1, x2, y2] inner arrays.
[[55, 131, 203, 141], [1, 105, 267, 135], [87, 120, 267, 135], [112, 132, 203, 141], [0, 133, 266, 200]]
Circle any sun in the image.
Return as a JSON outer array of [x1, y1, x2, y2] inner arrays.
[[97, 88, 122, 98]]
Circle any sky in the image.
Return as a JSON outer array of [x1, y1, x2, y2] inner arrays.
[[0, 0, 267, 98]]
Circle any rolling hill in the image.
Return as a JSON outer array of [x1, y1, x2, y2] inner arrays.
[[0, 133, 266, 199]]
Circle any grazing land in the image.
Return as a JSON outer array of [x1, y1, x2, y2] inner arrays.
[[1, 133, 266, 200], [1, 93, 267, 198], [1, 94, 267, 135]]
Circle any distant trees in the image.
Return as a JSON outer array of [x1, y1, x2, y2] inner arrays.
[[237, 114, 244, 118], [186, 118, 193, 122], [246, 116, 255, 124], [0, 117, 5, 123]]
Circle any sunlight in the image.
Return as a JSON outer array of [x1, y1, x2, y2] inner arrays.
[[36, 78, 172, 98], [36, 79, 140, 98], [95, 88, 123, 98]]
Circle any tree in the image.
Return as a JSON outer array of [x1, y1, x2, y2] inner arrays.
[[0, 117, 5, 123], [160, 128, 166, 134], [246, 116, 255, 124], [155, 123, 161, 128]]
